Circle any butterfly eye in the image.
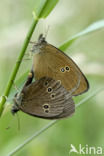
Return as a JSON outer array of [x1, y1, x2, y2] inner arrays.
[[47, 87, 52, 93], [65, 66, 70, 71], [60, 67, 65, 72]]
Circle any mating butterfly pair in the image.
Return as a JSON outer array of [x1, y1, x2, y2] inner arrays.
[[12, 34, 89, 119]]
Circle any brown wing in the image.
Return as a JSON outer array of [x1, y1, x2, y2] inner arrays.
[[20, 77, 75, 119], [33, 44, 89, 96]]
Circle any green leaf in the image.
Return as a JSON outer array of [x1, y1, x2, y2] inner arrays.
[[33, 0, 59, 19], [59, 20, 104, 51], [40, 0, 59, 18]]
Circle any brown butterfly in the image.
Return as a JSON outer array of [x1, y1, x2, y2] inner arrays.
[[31, 34, 89, 96], [11, 70, 80, 119]]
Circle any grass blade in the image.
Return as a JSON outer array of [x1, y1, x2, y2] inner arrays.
[[8, 87, 104, 156], [60, 20, 104, 51], [33, 0, 59, 19]]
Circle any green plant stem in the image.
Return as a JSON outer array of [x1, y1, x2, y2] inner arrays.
[[8, 87, 104, 156], [0, 0, 59, 117], [0, 20, 38, 116]]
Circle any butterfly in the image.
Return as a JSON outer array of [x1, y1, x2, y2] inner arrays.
[[11, 70, 80, 119], [31, 34, 89, 96]]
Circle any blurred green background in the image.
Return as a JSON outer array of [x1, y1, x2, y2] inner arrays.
[[0, 0, 104, 156]]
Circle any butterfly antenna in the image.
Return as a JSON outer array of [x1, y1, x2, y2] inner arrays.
[[5, 113, 15, 130], [44, 25, 50, 39], [6, 111, 20, 131], [16, 113, 21, 131]]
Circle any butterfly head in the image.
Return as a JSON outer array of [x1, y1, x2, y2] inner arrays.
[[11, 92, 24, 115], [38, 34, 46, 44], [31, 34, 47, 54]]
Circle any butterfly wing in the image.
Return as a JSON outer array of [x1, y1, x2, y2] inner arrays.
[[20, 77, 75, 119], [33, 43, 89, 96]]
